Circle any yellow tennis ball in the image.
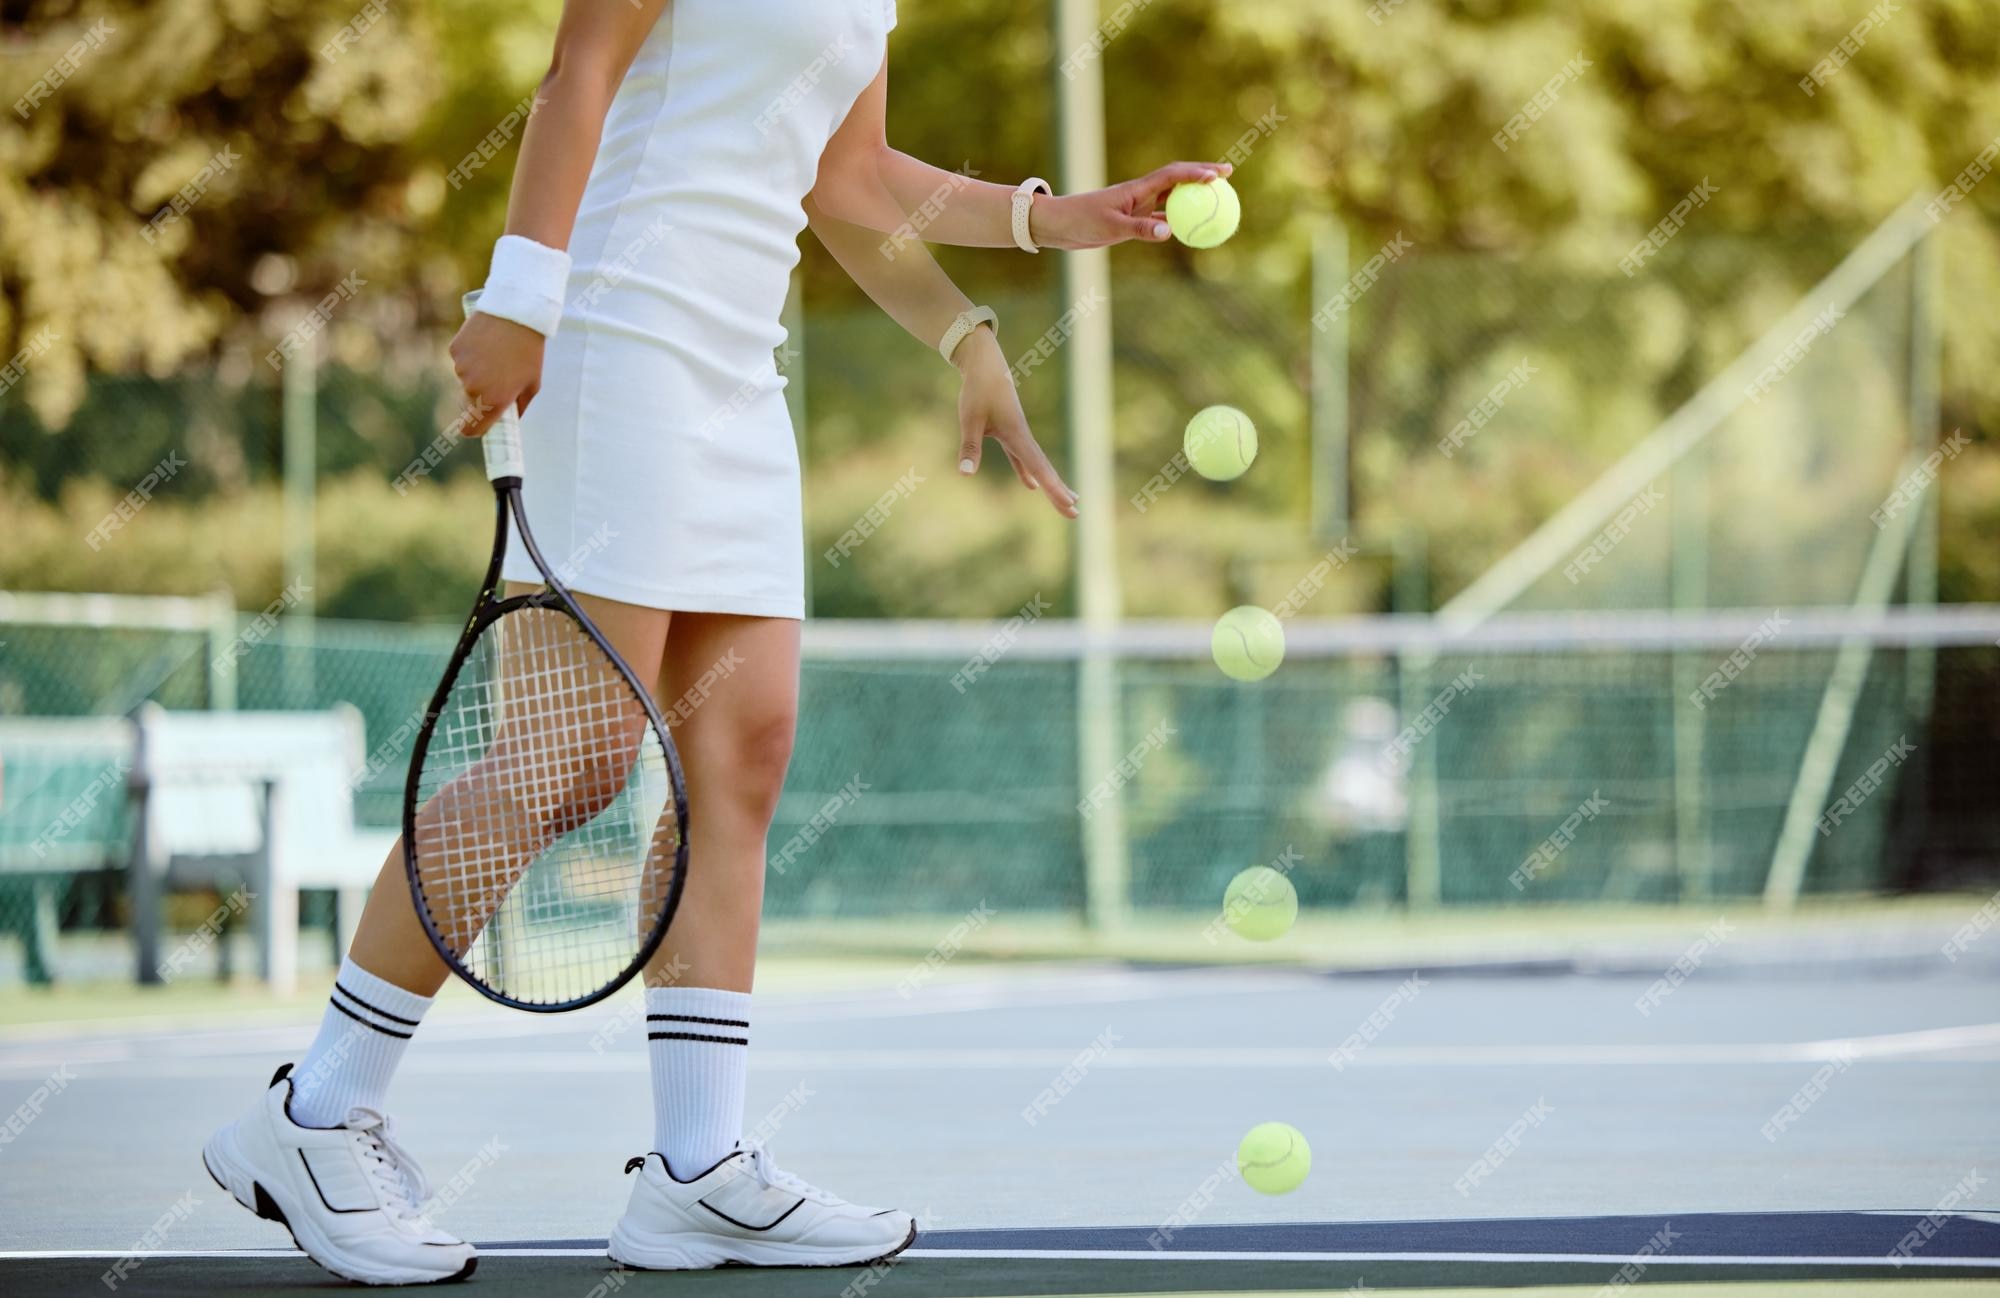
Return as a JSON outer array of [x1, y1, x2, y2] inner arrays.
[[1165, 177, 1241, 248], [1210, 605, 1285, 682], [1184, 405, 1257, 481], [1223, 865, 1297, 941], [1237, 1121, 1311, 1195]]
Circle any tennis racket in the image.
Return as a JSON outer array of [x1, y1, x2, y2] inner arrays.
[[400, 291, 688, 1012]]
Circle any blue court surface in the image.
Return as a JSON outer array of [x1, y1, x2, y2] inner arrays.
[[3, 952, 1998, 1294]]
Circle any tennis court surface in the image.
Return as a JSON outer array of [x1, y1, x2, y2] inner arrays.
[[5, 915, 1998, 1296]]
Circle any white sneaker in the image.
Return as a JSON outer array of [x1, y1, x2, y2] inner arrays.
[[608, 1142, 917, 1270], [202, 1064, 477, 1286]]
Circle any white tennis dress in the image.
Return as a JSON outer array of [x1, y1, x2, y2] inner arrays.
[[501, 0, 897, 618]]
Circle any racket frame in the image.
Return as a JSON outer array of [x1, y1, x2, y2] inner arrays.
[[402, 338, 689, 1012]]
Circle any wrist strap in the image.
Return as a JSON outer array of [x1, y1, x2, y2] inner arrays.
[[1012, 178, 1050, 254], [475, 235, 571, 338], [939, 306, 998, 364]]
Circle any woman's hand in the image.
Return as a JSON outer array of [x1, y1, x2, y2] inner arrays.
[[954, 327, 1078, 519], [1029, 160, 1233, 251], [447, 312, 546, 437]]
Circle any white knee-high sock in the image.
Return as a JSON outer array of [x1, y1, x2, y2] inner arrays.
[[288, 957, 433, 1128], [647, 985, 751, 1179]]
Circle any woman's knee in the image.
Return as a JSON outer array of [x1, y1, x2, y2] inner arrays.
[[697, 699, 797, 823]]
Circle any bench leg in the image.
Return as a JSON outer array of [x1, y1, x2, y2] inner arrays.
[[131, 787, 166, 986], [254, 779, 299, 996], [23, 880, 60, 986]]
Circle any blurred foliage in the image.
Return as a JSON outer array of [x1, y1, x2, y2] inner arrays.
[[0, 468, 490, 618], [0, 0, 1996, 617]]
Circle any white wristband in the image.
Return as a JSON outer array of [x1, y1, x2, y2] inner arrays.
[[475, 235, 571, 338], [939, 306, 998, 364], [1012, 178, 1050, 253]]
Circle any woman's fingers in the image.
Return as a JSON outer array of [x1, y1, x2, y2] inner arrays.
[[998, 442, 1039, 491], [999, 424, 1078, 517], [448, 315, 543, 440], [956, 417, 1078, 517], [459, 388, 502, 439], [1116, 212, 1172, 242], [957, 411, 984, 475], [1139, 159, 1231, 201]]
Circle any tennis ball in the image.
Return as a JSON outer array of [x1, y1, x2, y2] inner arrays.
[[1237, 1122, 1311, 1195], [1223, 865, 1297, 941], [1165, 177, 1241, 248], [1184, 405, 1257, 481], [1210, 605, 1285, 682]]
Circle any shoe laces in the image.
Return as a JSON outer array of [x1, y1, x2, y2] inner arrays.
[[343, 1107, 431, 1223], [737, 1140, 827, 1202]]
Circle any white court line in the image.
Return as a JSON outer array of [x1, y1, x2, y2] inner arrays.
[[395, 1025, 2000, 1072], [0, 967, 1280, 1063], [8, 1020, 1996, 1081], [2, 1246, 1995, 1269]]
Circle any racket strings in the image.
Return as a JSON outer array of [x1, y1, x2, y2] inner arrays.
[[410, 605, 679, 1005]]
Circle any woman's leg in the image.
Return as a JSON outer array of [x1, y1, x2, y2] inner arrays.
[[640, 612, 800, 1174], [649, 611, 800, 987], [609, 612, 912, 1268]]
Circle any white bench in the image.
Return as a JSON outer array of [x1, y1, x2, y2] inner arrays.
[[126, 704, 396, 993]]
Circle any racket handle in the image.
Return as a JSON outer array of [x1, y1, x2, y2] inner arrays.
[[483, 404, 525, 482], [460, 289, 527, 483]]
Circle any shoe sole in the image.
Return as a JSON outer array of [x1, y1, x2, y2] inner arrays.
[[607, 1218, 919, 1271], [202, 1122, 477, 1287]]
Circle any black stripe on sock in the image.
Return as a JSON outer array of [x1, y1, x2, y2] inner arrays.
[[333, 982, 422, 1027], [329, 996, 414, 1040], [646, 1013, 750, 1028], [647, 1031, 749, 1046]]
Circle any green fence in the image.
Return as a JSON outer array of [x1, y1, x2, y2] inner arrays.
[[4, 612, 1992, 955]]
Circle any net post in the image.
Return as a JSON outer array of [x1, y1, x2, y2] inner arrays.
[[1398, 640, 1442, 909]]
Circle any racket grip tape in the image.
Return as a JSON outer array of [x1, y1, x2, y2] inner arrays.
[[460, 289, 527, 483], [482, 406, 525, 482]]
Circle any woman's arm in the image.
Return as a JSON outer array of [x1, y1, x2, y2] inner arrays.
[[803, 194, 1077, 518], [814, 62, 1230, 251], [449, 0, 669, 436]]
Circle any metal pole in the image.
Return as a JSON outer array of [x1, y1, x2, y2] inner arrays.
[[281, 339, 317, 707], [1053, 0, 1129, 929], [129, 704, 164, 985], [1901, 225, 1941, 872], [1669, 440, 1709, 900]]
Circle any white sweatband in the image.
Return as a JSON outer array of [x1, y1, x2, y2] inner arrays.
[[475, 235, 571, 338]]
